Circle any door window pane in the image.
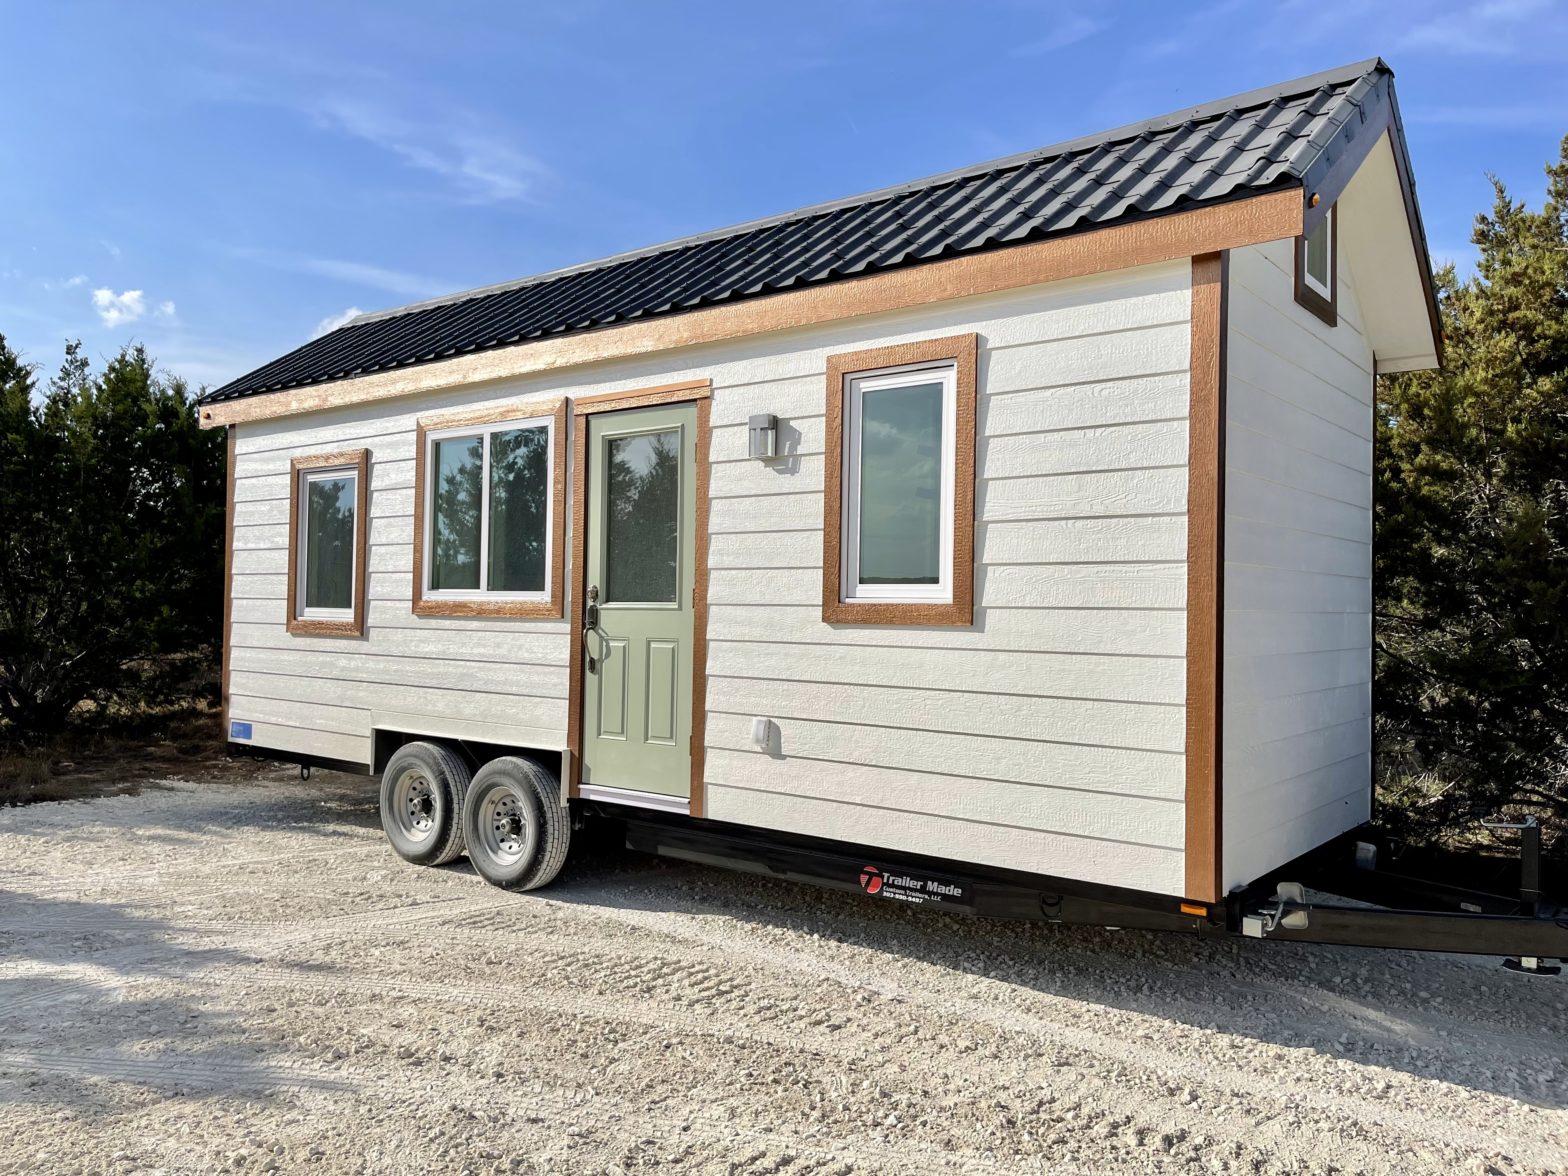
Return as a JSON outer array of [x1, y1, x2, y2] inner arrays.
[[605, 429, 680, 603], [304, 474, 355, 611], [431, 435, 482, 590], [488, 425, 549, 593], [858, 381, 942, 585]]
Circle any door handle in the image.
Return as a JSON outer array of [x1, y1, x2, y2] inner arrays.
[[583, 584, 602, 673], [582, 625, 605, 674]]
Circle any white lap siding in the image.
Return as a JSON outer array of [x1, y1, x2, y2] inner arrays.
[[227, 259, 1192, 895], [228, 424, 572, 767], [1221, 240, 1374, 892], [701, 262, 1192, 896]]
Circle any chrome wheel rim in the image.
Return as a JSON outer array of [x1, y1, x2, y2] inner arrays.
[[478, 784, 536, 869], [392, 768, 438, 843]]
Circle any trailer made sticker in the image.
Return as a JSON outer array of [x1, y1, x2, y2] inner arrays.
[[857, 865, 972, 909]]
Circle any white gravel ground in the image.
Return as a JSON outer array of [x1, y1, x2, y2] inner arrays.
[[0, 768, 1564, 1176]]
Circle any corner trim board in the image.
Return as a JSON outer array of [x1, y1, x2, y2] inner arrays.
[[1185, 252, 1227, 903], [222, 425, 236, 736], [199, 190, 1303, 428]]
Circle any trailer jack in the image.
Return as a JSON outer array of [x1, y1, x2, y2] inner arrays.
[[1502, 955, 1562, 977], [1241, 882, 1310, 937]]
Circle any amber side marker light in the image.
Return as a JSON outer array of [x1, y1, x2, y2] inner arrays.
[[1179, 902, 1208, 917]]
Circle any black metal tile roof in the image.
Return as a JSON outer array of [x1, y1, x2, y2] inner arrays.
[[204, 58, 1402, 405]]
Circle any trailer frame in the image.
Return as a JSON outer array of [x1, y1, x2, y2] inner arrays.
[[591, 801, 1568, 969]]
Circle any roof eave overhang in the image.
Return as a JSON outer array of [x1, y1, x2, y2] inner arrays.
[[1298, 72, 1443, 370], [200, 187, 1305, 429]]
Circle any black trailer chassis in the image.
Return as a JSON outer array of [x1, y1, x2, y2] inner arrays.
[[595, 805, 1568, 974]]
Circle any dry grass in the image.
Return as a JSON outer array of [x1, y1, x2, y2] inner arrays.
[[0, 752, 73, 805], [0, 699, 253, 807]]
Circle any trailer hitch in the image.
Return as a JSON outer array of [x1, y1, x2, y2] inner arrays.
[[1241, 881, 1311, 938]]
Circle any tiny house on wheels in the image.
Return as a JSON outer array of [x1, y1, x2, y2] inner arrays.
[[201, 60, 1568, 965]]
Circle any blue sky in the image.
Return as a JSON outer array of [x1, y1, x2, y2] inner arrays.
[[2, 0, 1565, 391]]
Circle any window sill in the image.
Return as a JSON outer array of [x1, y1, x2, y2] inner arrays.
[[287, 616, 364, 637], [821, 598, 972, 626], [412, 597, 563, 619]]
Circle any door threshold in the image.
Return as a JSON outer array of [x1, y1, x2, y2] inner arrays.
[[578, 783, 690, 816]]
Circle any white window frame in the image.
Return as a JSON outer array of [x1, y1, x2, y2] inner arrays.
[[841, 360, 957, 605], [421, 413, 555, 603], [1303, 212, 1333, 300], [295, 464, 360, 622]]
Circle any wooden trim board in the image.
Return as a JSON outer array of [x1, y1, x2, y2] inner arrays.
[[286, 449, 370, 637], [566, 380, 713, 818], [200, 190, 1303, 428], [821, 334, 977, 626], [1185, 252, 1227, 902], [410, 397, 568, 618], [221, 426, 236, 738], [572, 379, 712, 413], [689, 396, 712, 820]]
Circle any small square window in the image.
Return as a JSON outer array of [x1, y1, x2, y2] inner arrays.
[[288, 450, 368, 636], [1294, 204, 1337, 326]]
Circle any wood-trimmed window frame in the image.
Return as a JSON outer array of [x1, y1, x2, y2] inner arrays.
[[287, 449, 370, 637], [822, 333, 977, 626], [412, 397, 568, 619], [1294, 204, 1337, 327]]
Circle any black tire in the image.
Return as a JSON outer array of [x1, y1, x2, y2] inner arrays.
[[379, 741, 471, 867], [461, 756, 570, 891]]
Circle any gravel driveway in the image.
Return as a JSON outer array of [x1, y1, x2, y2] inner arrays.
[[0, 769, 1564, 1175]]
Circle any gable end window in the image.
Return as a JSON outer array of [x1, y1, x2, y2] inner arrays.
[[287, 449, 369, 637], [1294, 204, 1337, 327], [413, 398, 568, 618], [822, 334, 977, 626]]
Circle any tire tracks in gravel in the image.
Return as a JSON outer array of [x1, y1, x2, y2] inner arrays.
[[604, 864, 1559, 1063], [5, 780, 1564, 1175], [557, 892, 1568, 1171], [8, 869, 1553, 1169], [1, 981, 1025, 1175], [205, 923, 1323, 1174]]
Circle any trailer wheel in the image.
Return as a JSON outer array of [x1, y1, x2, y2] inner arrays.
[[461, 756, 570, 891], [379, 741, 470, 867]]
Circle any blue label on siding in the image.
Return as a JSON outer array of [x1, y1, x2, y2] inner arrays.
[[229, 720, 253, 740]]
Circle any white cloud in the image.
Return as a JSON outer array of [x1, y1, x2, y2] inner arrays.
[[229, 245, 452, 299], [156, 300, 178, 319], [299, 256, 449, 297], [1010, 13, 1106, 57], [100, 240, 123, 259], [313, 306, 364, 337], [91, 288, 146, 328], [1401, 0, 1561, 56], [310, 95, 549, 204]]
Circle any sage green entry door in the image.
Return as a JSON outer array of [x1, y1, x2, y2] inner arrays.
[[580, 402, 697, 800]]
